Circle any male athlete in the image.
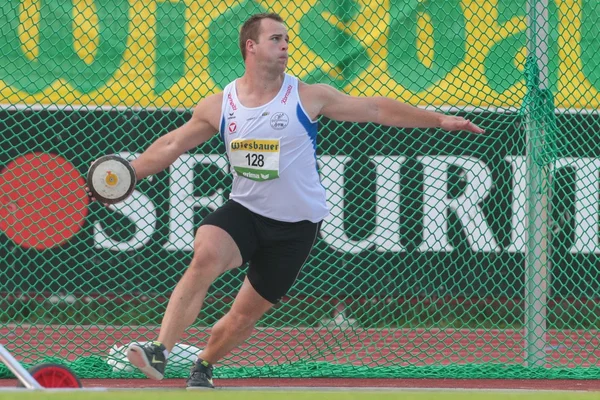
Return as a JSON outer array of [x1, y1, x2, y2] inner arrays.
[[92, 12, 484, 389]]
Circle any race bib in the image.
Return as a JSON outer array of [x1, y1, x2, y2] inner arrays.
[[229, 139, 280, 181]]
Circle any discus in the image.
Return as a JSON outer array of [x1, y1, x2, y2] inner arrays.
[[86, 155, 136, 204]]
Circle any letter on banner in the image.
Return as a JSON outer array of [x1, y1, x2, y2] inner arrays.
[[163, 154, 229, 251], [319, 155, 374, 253], [319, 155, 407, 253], [386, 0, 466, 93], [553, 158, 600, 254], [371, 156, 406, 252], [0, 0, 128, 93], [418, 156, 498, 252], [505, 156, 527, 253]]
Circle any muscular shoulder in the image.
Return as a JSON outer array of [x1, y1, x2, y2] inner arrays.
[[190, 92, 224, 131], [297, 82, 337, 120], [298, 81, 335, 99], [197, 91, 224, 111]]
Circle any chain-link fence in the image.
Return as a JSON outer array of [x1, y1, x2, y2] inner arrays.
[[2, 0, 600, 379]]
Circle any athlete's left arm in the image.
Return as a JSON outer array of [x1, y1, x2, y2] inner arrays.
[[307, 83, 484, 134]]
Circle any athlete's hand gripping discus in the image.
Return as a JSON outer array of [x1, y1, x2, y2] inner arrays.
[[86, 155, 136, 204]]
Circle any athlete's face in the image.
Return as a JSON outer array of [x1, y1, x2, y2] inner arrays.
[[253, 19, 289, 71]]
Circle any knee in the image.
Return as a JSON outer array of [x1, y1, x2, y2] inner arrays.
[[188, 245, 223, 278], [225, 310, 258, 332]]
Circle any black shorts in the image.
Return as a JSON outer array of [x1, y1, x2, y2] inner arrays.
[[199, 200, 321, 304]]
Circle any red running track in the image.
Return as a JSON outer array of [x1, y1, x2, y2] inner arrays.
[[3, 324, 600, 367], [3, 325, 600, 390]]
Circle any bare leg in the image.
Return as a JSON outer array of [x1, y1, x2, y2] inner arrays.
[[199, 277, 274, 364], [157, 225, 243, 351]]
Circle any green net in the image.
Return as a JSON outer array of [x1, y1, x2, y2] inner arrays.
[[2, 0, 600, 380]]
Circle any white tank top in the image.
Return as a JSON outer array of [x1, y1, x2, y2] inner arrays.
[[219, 74, 329, 223]]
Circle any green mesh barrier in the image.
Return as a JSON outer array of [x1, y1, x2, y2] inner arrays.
[[2, 0, 600, 380]]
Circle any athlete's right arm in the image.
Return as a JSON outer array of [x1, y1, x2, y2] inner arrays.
[[130, 93, 223, 180]]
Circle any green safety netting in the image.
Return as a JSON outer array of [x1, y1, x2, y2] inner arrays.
[[2, 0, 600, 380]]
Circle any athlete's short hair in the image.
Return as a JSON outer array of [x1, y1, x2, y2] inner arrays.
[[239, 13, 285, 61]]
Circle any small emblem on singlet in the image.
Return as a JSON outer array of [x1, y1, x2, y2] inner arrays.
[[270, 112, 289, 130], [228, 122, 237, 134]]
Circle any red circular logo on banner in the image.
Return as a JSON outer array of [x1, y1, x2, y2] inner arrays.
[[0, 152, 89, 250]]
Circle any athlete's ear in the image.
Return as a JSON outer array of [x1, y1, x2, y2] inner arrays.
[[246, 39, 256, 55]]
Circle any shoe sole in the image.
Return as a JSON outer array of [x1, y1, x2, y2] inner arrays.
[[126, 344, 164, 380], [186, 386, 215, 390]]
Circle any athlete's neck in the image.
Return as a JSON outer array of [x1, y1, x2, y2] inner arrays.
[[237, 70, 285, 102]]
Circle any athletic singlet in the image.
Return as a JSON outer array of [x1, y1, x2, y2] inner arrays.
[[218, 74, 329, 223]]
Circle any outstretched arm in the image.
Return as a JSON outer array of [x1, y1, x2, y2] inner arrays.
[[307, 84, 484, 134], [131, 93, 223, 180]]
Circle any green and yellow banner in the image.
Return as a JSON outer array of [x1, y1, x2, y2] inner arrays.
[[1, 0, 600, 109]]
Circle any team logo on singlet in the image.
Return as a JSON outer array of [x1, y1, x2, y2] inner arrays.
[[228, 122, 237, 134], [270, 112, 289, 130]]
